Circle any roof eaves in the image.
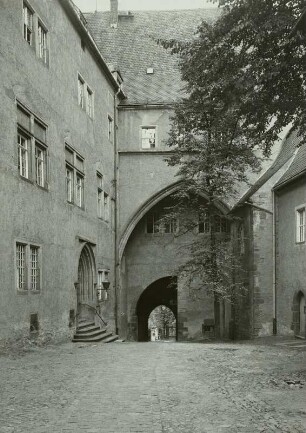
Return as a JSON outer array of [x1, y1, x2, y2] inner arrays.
[[58, 0, 126, 99], [273, 169, 306, 191]]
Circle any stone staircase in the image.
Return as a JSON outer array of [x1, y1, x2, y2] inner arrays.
[[72, 321, 119, 343]]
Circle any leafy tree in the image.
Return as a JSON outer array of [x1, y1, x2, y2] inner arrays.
[[158, 0, 305, 303], [148, 306, 176, 339]]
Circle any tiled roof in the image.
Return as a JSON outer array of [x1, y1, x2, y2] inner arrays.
[[84, 9, 220, 105], [234, 130, 304, 206], [274, 141, 306, 188]]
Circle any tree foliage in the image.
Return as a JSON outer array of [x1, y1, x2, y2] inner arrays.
[[158, 0, 305, 301]]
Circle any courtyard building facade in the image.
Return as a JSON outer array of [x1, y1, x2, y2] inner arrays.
[[0, 0, 305, 345]]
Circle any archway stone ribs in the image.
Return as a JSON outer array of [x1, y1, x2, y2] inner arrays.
[[118, 180, 230, 262]]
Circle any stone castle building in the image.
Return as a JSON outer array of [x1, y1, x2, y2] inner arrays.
[[0, 0, 305, 345]]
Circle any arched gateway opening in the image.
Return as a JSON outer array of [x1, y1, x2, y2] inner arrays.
[[136, 277, 178, 342], [77, 244, 96, 323], [148, 306, 177, 341]]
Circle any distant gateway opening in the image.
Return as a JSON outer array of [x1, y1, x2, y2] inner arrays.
[[148, 305, 176, 342]]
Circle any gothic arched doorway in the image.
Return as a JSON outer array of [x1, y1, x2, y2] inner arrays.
[[77, 244, 96, 323], [136, 276, 177, 342]]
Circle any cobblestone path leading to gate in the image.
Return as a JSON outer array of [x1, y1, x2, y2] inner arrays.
[[1, 340, 306, 433]]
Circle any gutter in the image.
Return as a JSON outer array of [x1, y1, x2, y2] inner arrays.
[[272, 190, 277, 334], [58, 0, 126, 99], [113, 87, 120, 335], [272, 170, 306, 191]]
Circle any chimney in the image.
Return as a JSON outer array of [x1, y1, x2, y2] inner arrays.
[[110, 0, 118, 27]]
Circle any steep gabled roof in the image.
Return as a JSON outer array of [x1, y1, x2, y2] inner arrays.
[[233, 129, 303, 207], [84, 9, 220, 105], [274, 141, 306, 189]]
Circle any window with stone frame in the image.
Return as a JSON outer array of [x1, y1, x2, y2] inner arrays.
[[16, 242, 41, 292], [198, 211, 210, 233], [87, 86, 94, 118], [198, 212, 228, 234], [78, 75, 85, 109], [23, 2, 33, 45], [78, 75, 94, 117], [17, 102, 48, 187], [30, 245, 40, 291], [141, 126, 156, 149], [146, 212, 178, 234], [65, 144, 85, 208], [38, 21, 48, 64], [296, 206, 305, 243], [16, 243, 27, 291], [22, 2, 49, 65]]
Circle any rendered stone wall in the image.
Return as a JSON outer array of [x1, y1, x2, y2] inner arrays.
[[275, 178, 306, 335], [0, 0, 117, 344]]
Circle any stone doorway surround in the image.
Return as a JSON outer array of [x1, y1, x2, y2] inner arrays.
[[77, 243, 97, 324], [292, 290, 306, 337]]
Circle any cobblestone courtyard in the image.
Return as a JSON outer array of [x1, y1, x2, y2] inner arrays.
[[1, 339, 306, 433]]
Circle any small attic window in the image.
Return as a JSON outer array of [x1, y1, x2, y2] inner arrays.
[[146, 67, 154, 74]]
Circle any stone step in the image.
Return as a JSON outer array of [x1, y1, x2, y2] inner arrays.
[[77, 321, 95, 330], [76, 325, 101, 334], [101, 335, 119, 343], [73, 328, 107, 340], [72, 331, 115, 343]]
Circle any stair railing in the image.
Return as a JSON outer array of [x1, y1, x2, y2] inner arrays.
[[80, 303, 108, 327]]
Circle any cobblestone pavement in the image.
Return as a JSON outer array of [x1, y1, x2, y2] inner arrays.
[[1, 338, 306, 433]]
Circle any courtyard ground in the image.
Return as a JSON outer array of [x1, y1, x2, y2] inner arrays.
[[0, 337, 306, 433]]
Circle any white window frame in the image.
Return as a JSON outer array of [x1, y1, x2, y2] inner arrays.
[[22, 3, 49, 65], [65, 144, 85, 208], [141, 126, 157, 149], [76, 173, 84, 208], [296, 205, 306, 243], [66, 166, 73, 203], [18, 131, 30, 179], [30, 245, 40, 291], [16, 242, 41, 292], [16, 243, 27, 291], [78, 75, 85, 109], [17, 102, 48, 187], [37, 21, 48, 64], [87, 86, 94, 118], [23, 2, 33, 45], [35, 142, 47, 187], [78, 74, 94, 118]]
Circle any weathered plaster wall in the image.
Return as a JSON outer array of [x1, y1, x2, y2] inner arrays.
[[275, 178, 306, 335], [0, 0, 116, 343], [246, 157, 297, 337], [117, 107, 178, 236], [120, 198, 230, 341]]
